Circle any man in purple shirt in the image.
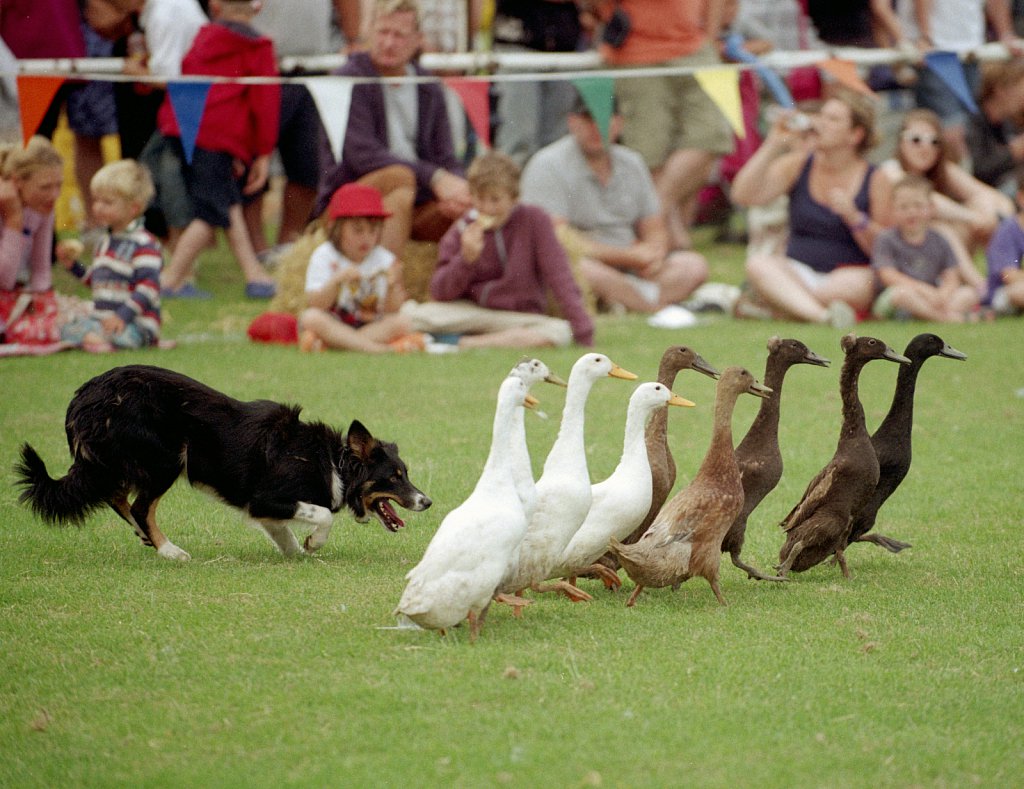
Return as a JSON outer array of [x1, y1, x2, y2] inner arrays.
[[316, 0, 472, 254]]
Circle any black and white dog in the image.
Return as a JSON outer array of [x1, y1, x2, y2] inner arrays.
[[16, 365, 431, 560]]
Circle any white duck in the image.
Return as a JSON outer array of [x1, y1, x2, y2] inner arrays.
[[549, 382, 694, 589], [394, 376, 537, 641], [507, 358, 567, 519], [495, 353, 636, 612]]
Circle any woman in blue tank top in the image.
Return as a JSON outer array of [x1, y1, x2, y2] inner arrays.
[[731, 88, 893, 326]]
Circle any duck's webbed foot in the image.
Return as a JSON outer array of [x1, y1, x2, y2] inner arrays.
[[774, 540, 804, 577], [857, 533, 912, 553], [494, 592, 533, 618], [576, 563, 622, 590], [531, 580, 593, 603], [731, 551, 790, 582]]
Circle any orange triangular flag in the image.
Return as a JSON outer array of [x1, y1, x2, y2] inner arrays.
[[16, 75, 65, 143], [817, 58, 875, 97], [443, 77, 491, 149]]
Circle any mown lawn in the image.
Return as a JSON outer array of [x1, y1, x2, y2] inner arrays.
[[1, 231, 1022, 787]]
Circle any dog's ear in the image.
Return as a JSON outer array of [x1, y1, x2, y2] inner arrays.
[[346, 420, 377, 461]]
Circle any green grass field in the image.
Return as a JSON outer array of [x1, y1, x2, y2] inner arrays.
[[2, 232, 1022, 787]]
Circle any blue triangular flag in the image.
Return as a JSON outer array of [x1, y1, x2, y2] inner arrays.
[[923, 51, 979, 114], [167, 81, 212, 164], [571, 76, 615, 144]]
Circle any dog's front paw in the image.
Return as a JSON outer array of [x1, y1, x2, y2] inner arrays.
[[157, 542, 192, 561], [303, 533, 325, 553]]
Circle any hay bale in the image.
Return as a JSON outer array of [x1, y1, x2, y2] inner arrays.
[[400, 240, 439, 303], [269, 227, 326, 315]]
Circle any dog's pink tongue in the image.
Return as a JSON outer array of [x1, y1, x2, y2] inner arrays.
[[381, 500, 404, 528]]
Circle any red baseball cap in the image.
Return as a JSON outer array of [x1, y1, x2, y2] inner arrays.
[[327, 183, 391, 219]]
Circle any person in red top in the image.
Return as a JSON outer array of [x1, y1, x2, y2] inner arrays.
[[600, 0, 735, 252], [156, 0, 280, 299]]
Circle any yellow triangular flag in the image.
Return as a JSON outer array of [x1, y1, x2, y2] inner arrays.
[[693, 66, 745, 139]]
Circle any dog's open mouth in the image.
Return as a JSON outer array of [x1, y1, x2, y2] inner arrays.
[[372, 498, 405, 532]]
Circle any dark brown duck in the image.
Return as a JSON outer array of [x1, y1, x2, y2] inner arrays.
[[776, 335, 910, 578], [848, 333, 966, 553], [724, 337, 830, 581]]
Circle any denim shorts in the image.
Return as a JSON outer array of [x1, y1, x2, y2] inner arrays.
[[61, 316, 147, 349]]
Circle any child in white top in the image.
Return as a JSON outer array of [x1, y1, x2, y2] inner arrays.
[[299, 183, 421, 352]]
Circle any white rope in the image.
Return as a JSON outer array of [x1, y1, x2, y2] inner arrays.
[[5, 42, 1017, 86]]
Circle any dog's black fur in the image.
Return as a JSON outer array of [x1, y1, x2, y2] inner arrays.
[[15, 364, 431, 559]]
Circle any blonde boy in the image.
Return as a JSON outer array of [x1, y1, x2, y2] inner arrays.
[[871, 175, 979, 322], [58, 159, 163, 351]]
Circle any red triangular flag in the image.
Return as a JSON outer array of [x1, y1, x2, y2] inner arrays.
[[443, 77, 490, 149], [817, 58, 875, 97], [16, 75, 65, 143]]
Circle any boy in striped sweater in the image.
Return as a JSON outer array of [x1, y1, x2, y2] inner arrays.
[[58, 160, 162, 352]]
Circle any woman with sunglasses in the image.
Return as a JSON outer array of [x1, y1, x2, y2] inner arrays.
[[883, 109, 1012, 249], [731, 88, 891, 326]]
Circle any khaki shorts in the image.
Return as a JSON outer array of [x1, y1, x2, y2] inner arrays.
[[615, 45, 735, 168], [401, 300, 573, 347]]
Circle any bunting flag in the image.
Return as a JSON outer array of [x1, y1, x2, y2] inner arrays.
[[443, 77, 491, 148], [305, 77, 354, 164], [721, 33, 794, 109], [817, 58, 875, 97], [694, 67, 745, 138], [923, 51, 979, 114], [166, 81, 211, 164], [16, 75, 65, 143], [571, 76, 615, 143]]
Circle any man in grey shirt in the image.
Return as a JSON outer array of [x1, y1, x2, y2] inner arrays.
[[520, 96, 708, 314]]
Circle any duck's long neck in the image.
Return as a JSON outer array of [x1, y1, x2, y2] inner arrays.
[[745, 356, 787, 438], [645, 363, 680, 448], [875, 356, 923, 438], [483, 397, 518, 477], [700, 387, 740, 473], [544, 374, 594, 471], [621, 402, 654, 467], [839, 358, 868, 440]]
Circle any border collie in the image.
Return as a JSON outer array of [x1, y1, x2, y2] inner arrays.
[[15, 364, 431, 560]]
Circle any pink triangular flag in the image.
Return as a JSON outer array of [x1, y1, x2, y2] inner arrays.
[[443, 77, 491, 149], [16, 75, 65, 143], [305, 77, 354, 164], [818, 58, 875, 97]]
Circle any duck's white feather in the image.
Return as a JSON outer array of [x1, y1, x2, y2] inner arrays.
[[551, 382, 678, 577], [395, 377, 530, 630], [499, 354, 630, 593]]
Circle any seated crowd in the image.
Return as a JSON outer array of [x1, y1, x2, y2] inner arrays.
[[2, 0, 1024, 355]]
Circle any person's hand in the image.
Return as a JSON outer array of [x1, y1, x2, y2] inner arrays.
[[100, 313, 125, 335], [631, 241, 663, 273], [334, 266, 362, 287], [460, 218, 486, 263], [55, 239, 84, 269], [1003, 268, 1024, 284], [0, 177, 23, 229], [243, 155, 270, 195], [826, 187, 859, 225], [431, 170, 472, 218]]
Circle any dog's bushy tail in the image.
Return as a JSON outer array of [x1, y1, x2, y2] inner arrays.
[[15, 444, 111, 526]]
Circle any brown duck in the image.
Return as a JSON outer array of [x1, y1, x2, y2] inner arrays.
[[848, 333, 966, 553], [724, 337, 830, 581], [609, 366, 772, 606], [776, 335, 910, 578], [594, 346, 718, 577]]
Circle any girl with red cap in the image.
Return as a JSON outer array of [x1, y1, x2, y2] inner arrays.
[[298, 183, 424, 352]]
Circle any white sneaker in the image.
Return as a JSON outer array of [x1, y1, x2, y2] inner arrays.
[[647, 305, 699, 329], [825, 300, 856, 330]]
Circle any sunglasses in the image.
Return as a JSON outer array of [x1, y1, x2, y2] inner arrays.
[[902, 133, 941, 147]]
